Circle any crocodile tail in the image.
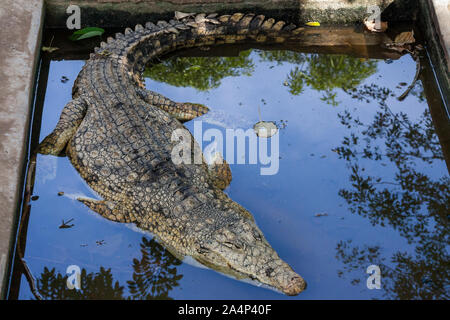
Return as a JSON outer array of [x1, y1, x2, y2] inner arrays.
[[89, 13, 304, 76]]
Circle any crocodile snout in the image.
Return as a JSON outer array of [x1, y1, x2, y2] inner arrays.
[[282, 275, 307, 296]]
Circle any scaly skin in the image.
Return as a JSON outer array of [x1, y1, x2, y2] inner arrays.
[[38, 12, 306, 295]]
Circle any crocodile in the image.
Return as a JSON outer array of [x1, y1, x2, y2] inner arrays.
[[38, 12, 306, 296]]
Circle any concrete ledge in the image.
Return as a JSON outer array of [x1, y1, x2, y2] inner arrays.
[[0, 0, 44, 299], [430, 0, 450, 68], [45, 0, 402, 28], [419, 0, 450, 109]]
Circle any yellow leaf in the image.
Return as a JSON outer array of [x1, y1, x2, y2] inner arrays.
[[42, 46, 59, 53], [306, 21, 320, 27]]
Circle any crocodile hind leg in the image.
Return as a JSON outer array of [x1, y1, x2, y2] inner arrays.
[[37, 98, 87, 156], [137, 88, 209, 122]]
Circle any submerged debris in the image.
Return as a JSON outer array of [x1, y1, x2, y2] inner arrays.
[[59, 218, 74, 229], [314, 213, 329, 217], [42, 35, 58, 53], [42, 46, 59, 53]]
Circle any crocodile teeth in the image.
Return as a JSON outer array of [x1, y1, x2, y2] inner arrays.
[[107, 36, 114, 43], [175, 11, 195, 20], [135, 24, 144, 31], [207, 13, 218, 18], [100, 41, 107, 48], [115, 32, 124, 39], [124, 27, 133, 35]]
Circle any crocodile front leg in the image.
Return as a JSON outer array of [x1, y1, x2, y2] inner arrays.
[[77, 198, 135, 223], [37, 98, 87, 156], [207, 152, 232, 190], [137, 88, 209, 122]]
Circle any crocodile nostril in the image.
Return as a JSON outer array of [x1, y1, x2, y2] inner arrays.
[[283, 275, 307, 296]]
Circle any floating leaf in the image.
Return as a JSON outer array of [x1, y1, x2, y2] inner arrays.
[[42, 46, 59, 53], [305, 21, 320, 27], [69, 27, 105, 41], [253, 121, 278, 138]]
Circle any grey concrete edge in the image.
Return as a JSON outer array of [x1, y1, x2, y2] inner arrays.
[[44, 0, 400, 28], [0, 0, 44, 299], [418, 0, 450, 111]]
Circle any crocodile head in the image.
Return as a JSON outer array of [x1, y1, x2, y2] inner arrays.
[[193, 217, 306, 296]]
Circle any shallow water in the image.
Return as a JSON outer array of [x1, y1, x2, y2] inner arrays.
[[12, 48, 449, 299]]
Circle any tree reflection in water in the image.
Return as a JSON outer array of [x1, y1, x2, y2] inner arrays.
[[34, 237, 182, 300], [334, 82, 449, 299], [258, 51, 378, 106], [35, 267, 124, 300], [144, 49, 377, 108], [127, 237, 182, 300], [143, 50, 254, 91]]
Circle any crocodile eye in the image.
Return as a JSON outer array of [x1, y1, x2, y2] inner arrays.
[[223, 241, 242, 250], [197, 245, 210, 254], [223, 242, 234, 249]]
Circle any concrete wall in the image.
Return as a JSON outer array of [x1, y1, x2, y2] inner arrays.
[[0, 0, 44, 298], [419, 0, 450, 108], [45, 0, 400, 27]]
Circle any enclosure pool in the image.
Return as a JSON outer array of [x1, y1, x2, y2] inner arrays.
[[9, 37, 450, 300]]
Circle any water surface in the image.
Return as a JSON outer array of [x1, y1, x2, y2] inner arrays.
[[13, 48, 449, 299]]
